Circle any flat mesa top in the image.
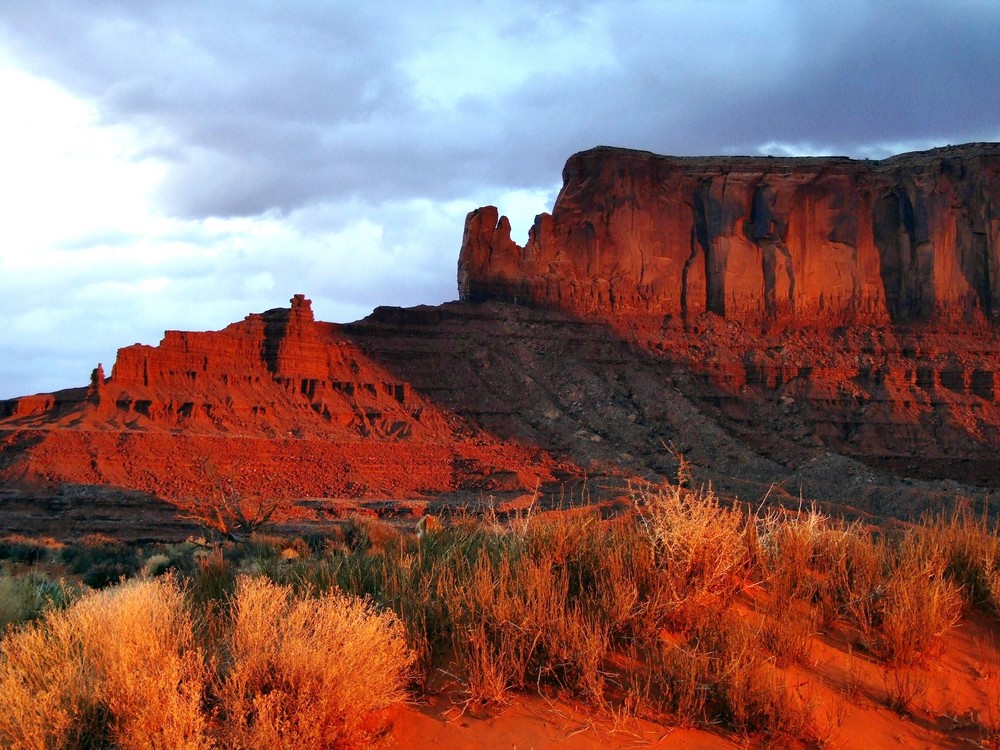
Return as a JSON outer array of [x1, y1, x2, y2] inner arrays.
[[569, 142, 1000, 174]]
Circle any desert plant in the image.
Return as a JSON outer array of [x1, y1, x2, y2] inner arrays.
[[181, 459, 286, 544], [188, 548, 237, 607], [142, 553, 176, 578], [623, 614, 814, 739], [61, 538, 141, 588], [217, 576, 414, 750], [754, 508, 828, 666], [625, 639, 712, 727], [882, 663, 928, 714], [855, 545, 962, 668], [694, 615, 814, 738], [635, 483, 750, 627], [0, 608, 86, 749], [0, 538, 50, 565], [586, 520, 664, 642], [907, 508, 1000, 613], [342, 513, 405, 553], [761, 600, 816, 668], [757, 506, 828, 602], [810, 521, 885, 628], [0, 576, 211, 750], [0, 573, 77, 632], [438, 553, 547, 704]]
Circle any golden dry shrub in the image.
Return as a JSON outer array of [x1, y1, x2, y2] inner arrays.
[[70, 577, 212, 750], [218, 576, 414, 750], [636, 484, 749, 622], [0, 577, 211, 750], [0, 615, 83, 750]]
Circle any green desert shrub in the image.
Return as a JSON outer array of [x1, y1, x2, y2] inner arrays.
[[0, 573, 76, 631], [61, 538, 141, 589], [0, 538, 49, 565]]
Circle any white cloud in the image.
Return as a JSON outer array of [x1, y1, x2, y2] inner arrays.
[[404, 4, 616, 109], [0, 63, 465, 396], [0, 67, 162, 248]]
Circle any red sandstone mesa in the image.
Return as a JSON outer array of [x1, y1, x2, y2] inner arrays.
[[459, 144, 1000, 324], [458, 144, 1000, 488]]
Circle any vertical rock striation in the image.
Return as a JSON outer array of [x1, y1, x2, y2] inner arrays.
[[459, 144, 1000, 325]]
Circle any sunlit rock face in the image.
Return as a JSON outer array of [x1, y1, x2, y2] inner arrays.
[[456, 145, 1000, 490], [460, 144, 1000, 325], [0, 295, 558, 501]]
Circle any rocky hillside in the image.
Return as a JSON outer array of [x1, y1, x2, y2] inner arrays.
[[0, 295, 559, 503], [455, 143, 1000, 499]]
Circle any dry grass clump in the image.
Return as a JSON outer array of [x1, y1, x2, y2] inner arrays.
[[855, 545, 962, 669], [0, 611, 85, 749], [0, 575, 415, 750], [0, 576, 210, 750], [638, 484, 750, 626], [694, 615, 814, 738], [217, 576, 414, 750], [907, 507, 1000, 613], [440, 551, 610, 706], [754, 508, 827, 666], [752, 506, 963, 670], [309, 485, 819, 741], [749, 503, 970, 716], [623, 615, 812, 739]]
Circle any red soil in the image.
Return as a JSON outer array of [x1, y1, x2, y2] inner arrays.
[[386, 609, 1000, 749]]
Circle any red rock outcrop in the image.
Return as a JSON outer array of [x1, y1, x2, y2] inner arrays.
[[454, 144, 1000, 493], [460, 144, 1000, 324], [0, 296, 560, 501]]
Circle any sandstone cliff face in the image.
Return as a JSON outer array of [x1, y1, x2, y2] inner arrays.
[[455, 144, 1000, 494], [459, 144, 1000, 324]]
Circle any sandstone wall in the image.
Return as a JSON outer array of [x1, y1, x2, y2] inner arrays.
[[459, 144, 1000, 325]]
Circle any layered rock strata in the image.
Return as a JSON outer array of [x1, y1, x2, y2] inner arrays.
[[455, 144, 1000, 491], [0, 296, 558, 500]]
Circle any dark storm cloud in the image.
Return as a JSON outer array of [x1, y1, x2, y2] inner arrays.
[[496, 0, 1000, 161], [680, 1, 1000, 153], [1, 0, 997, 224]]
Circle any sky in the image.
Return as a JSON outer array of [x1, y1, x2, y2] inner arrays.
[[1, 0, 998, 398]]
